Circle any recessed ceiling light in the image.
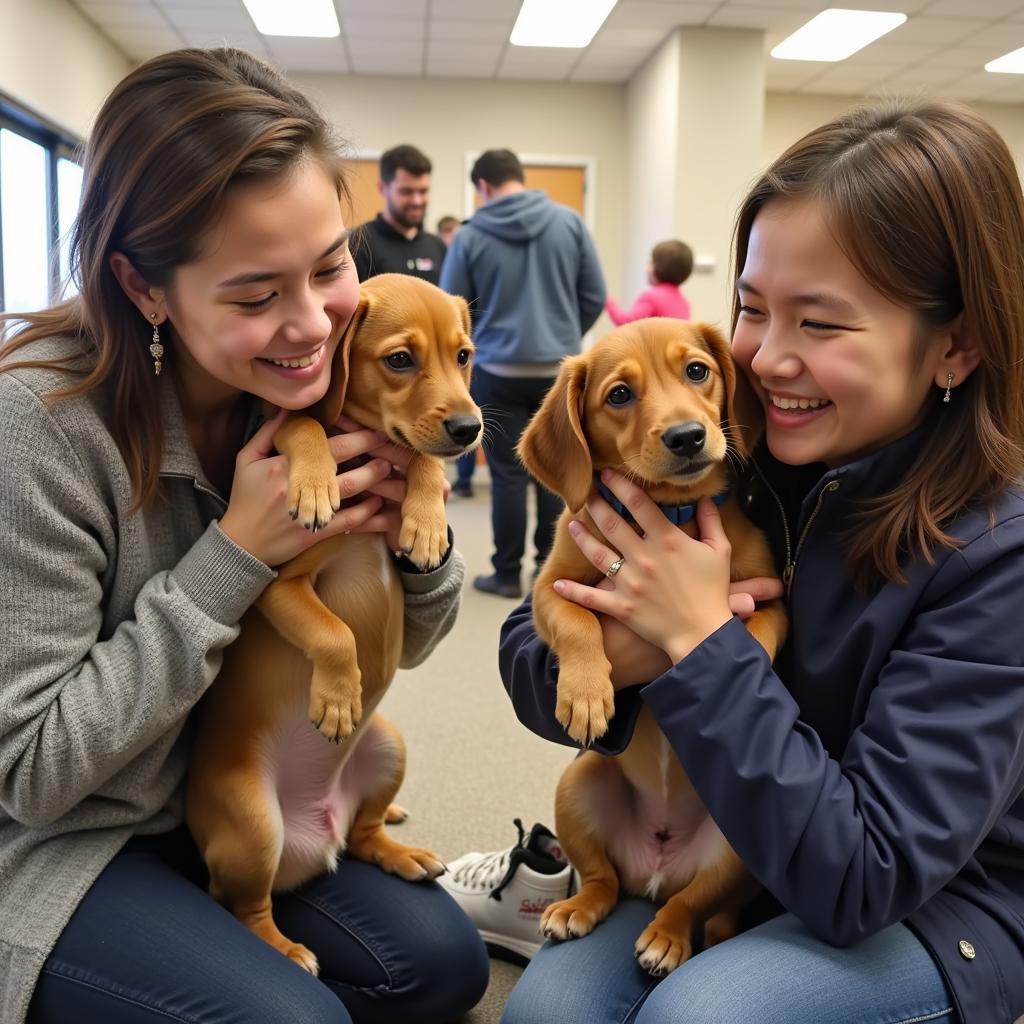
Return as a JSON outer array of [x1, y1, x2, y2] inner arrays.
[[510, 0, 619, 48], [242, 0, 340, 38], [771, 9, 906, 62], [986, 48, 1024, 73]]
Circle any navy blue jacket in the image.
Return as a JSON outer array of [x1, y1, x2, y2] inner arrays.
[[439, 190, 606, 367], [499, 424, 1024, 1023]]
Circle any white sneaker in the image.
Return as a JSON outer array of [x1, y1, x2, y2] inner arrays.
[[439, 818, 575, 963]]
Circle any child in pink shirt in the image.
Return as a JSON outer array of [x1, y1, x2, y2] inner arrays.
[[605, 239, 693, 324]]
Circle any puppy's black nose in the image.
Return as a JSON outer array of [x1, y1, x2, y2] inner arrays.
[[662, 422, 706, 457], [444, 416, 482, 447]]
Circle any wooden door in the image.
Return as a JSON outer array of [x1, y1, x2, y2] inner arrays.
[[473, 163, 586, 214], [341, 158, 383, 228]]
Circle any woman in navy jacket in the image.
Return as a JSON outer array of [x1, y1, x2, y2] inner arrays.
[[498, 99, 1024, 1024]]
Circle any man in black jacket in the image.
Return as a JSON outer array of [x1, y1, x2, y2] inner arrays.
[[352, 144, 447, 285]]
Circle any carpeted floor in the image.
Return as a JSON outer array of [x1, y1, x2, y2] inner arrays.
[[379, 476, 574, 1023]]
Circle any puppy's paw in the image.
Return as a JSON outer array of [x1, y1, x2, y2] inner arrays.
[[282, 941, 320, 976], [287, 456, 341, 532], [555, 670, 616, 745], [540, 896, 603, 941], [397, 506, 449, 569], [308, 665, 362, 742], [634, 921, 692, 976], [379, 843, 446, 882]]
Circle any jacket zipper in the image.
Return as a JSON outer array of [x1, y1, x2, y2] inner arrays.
[[782, 479, 841, 595]]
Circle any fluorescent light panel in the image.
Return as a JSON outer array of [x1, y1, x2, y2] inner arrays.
[[510, 0, 619, 48], [771, 9, 906, 62], [986, 48, 1024, 73], [243, 0, 340, 38]]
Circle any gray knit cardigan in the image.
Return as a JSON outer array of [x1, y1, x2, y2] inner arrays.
[[0, 338, 465, 1024]]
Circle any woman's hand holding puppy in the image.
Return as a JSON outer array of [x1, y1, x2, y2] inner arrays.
[[554, 468, 758, 668]]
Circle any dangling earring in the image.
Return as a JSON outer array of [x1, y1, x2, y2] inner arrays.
[[943, 370, 954, 404], [149, 312, 164, 376]]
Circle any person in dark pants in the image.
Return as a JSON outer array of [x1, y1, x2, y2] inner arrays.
[[441, 149, 606, 597]]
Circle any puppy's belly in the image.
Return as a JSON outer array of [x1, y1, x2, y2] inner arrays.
[[264, 705, 396, 892], [586, 779, 728, 902]]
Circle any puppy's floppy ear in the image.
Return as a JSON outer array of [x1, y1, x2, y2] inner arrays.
[[310, 291, 371, 426], [450, 293, 472, 338], [518, 355, 592, 513], [695, 322, 760, 463]]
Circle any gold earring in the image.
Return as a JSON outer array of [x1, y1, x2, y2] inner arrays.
[[149, 313, 164, 376], [943, 370, 954, 404]]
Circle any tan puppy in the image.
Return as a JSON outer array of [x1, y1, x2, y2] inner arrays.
[[518, 318, 787, 975], [187, 275, 482, 975]]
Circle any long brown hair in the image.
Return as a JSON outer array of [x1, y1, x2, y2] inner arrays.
[[0, 48, 349, 510], [732, 98, 1024, 586]]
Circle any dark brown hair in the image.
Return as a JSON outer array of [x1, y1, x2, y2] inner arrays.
[[651, 240, 693, 286], [470, 149, 524, 188], [379, 144, 431, 183], [732, 98, 1024, 586], [0, 47, 349, 510]]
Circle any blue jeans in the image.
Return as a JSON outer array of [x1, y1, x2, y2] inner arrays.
[[28, 828, 489, 1024], [502, 900, 955, 1024], [473, 366, 562, 581]]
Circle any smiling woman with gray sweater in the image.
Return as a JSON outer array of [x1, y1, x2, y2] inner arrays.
[[0, 48, 487, 1024]]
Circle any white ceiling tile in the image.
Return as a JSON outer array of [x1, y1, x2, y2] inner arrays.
[[709, 6, 809, 32], [338, 0, 427, 16], [955, 22, 1024, 48], [263, 36, 349, 67], [874, 64, 964, 87], [349, 54, 424, 74], [942, 69, 1020, 96], [765, 62, 829, 89], [343, 17, 425, 39], [590, 26, 671, 48], [346, 38, 424, 60], [156, 0, 242, 8], [159, 6, 257, 32], [427, 40, 505, 62], [425, 62, 498, 77], [427, 20, 510, 42], [430, 0, 520, 17], [501, 46, 583, 67], [78, 1, 168, 28], [570, 64, 637, 82], [922, 0, 1021, 16], [925, 44, 1007, 68], [603, 3, 716, 29], [892, 16, 992, 44], [849, 40, 942, 64]]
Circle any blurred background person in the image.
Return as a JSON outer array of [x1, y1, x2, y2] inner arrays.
[[605, 239, 693, 324], [352, 144, 446, 284], [441, 148, 605, 598], [437, 215, 461, 249]]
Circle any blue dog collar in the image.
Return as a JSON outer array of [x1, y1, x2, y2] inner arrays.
[[593, 477, 730, 527]]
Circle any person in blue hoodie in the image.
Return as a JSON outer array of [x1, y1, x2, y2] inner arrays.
[[496, 100, 1024, 1024], [440, 149, 606, 599]]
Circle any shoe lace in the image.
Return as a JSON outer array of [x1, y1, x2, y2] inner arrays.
[[451, 818, 528, 902]]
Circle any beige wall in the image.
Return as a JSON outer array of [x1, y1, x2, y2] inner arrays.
[[293, 73, 626, 334], [764, 91, 1024, 175], [0, 0, 130, 138], [624, 33, 680, 315]]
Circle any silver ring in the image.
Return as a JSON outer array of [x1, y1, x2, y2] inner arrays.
[[606, 556, 625, 579]]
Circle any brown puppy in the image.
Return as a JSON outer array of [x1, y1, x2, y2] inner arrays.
[[187, 275, 482, 975], [518, 318, 787, 975]]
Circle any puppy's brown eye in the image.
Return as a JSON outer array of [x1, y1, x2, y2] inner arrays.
[[457, 349, 471, 367], [686, 362, 710, 383], [385, 352, 415, 370], [607, 385, 633, 406]]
